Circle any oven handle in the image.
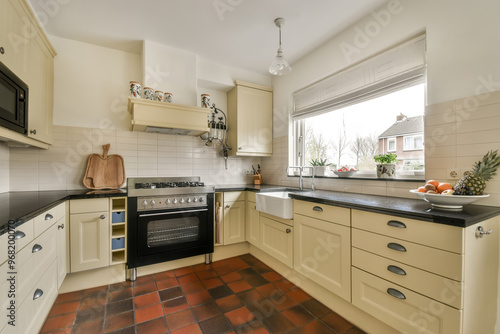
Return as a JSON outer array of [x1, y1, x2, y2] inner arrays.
[[139, 208, 208, 217]]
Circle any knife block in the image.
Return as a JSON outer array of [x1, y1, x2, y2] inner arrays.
[[253, 174, 262, 185]]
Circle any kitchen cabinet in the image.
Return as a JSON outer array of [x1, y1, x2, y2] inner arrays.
[[223, 192, 246, 245], [260, 214, 293, 267], [351, 209, 498, 334], [245, 191, 260, 247], [110, 197, 127, 265], [227, 81, 273, 157], [69, 198, 110, 273], [293, 200, 351, 301]]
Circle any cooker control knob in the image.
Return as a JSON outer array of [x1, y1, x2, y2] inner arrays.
[[150, 199, 156, 206], [180, 198, 185, 204], [173, 198, 178, 204], [193, 197, 198, 202], [187, 198, 192, 203], [165, 199, 171, 205], [142, 200, 148, 207], [199, 197, 204, 203]]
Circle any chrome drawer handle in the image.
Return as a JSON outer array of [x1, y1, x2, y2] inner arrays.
[[387, 265, 406, 276], [33, 288, 44, 300], [32, 244, 43, 253], [387, 242, 406, 252], [14, 231, 26, 239], [387, 220, 406, 228], [45, 213, 53, 220], [312, 206, 323, 212], [476, 226, 493, 238], [387, 288, 406, 300]]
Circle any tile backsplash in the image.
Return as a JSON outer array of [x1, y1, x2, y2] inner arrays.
[[6, 125, 260, 192]]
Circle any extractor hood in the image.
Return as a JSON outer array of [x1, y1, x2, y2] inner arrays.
[[128, 97, 210, 136]]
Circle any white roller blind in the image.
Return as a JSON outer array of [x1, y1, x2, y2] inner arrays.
[[293, 35, 426, 119]]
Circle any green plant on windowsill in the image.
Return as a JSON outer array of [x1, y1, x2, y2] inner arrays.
[[310, 158, 331, 166], [373, 153, 398, 164]]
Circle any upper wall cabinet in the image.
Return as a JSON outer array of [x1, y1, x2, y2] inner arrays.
[[0, 0, 56, 147], [227, 81, 273, 157]]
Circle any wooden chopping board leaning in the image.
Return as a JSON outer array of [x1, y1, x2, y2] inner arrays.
[[83, 144, 126, 189]]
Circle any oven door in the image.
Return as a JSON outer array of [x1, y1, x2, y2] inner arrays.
[[137, 207, 213, 256]]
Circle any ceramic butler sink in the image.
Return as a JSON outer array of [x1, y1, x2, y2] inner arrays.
[[255, 192, 293, 219]]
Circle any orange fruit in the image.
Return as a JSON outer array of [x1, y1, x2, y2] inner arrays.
[[426, 180, 439, 187], [417, 187, 426, 193], [437, 182, 452, 193]]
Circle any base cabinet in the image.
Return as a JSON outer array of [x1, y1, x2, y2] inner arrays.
[[260, 215, 293, 267], [245, 192, 260, 247], [223, 192, 246, 245]]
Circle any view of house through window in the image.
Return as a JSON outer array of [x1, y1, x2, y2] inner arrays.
[[300, 83, 425, 178]]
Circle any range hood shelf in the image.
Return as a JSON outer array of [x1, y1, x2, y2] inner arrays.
[[128, 97, 210, 136]]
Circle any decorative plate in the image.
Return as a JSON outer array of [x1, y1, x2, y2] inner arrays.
[[409, 189, 489, 209], [333, 170, 357, 177]]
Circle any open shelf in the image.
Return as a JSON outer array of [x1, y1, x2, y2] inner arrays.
[[112, 225, 126, 238], [111, 250, 126, 264], [109, 197, 127, 265], [111, 198, 126, 211]]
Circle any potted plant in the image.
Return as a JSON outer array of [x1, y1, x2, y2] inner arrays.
[[310, 158, 333, 176], [374, 153, 397, 178]]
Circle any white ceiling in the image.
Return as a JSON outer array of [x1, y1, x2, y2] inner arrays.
[[28, 0, 388, 75]]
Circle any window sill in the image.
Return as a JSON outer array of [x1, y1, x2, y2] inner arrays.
[[288, 175, 425, 182]]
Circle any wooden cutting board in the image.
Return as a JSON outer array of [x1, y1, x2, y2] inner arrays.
[[83, 144, 126, 189]]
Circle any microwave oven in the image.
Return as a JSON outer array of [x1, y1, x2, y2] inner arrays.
[[0, 61, 28, 135]]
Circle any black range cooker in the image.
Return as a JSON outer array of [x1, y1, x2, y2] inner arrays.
[[127, 177, 215, 280]]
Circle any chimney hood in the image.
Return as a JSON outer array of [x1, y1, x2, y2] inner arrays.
[[128, 97, 209, 136]]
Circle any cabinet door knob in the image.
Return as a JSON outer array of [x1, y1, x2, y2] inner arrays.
[[387, 288, 406, 300], [58, 223, 65, 230], [225, 205, 230, 209], [100, 215, 106, 220], [312, 206, 323, 212], [33, 288, 44, 300], [476, 226, 493, 238], [45, 213, 53, 220], [387, 220, 406, 228], [387, 242, 406, 252], [30, 129, 37, 135], [32, 244, 43, 253], [0, 47, 4, 54], [387, 265, 406, 276], [14, 231, 26, 239], [286, 228, 291, 233]]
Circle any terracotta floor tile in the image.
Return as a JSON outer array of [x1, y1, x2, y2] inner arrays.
[[228, 280, 253, 293], [181, 281, 205, 294], [159, 286, 183, 301], [302, 299, 331, 318], [134, 274, 155, 286], [270, 293, 298, 311], [225, 306, 255, 327], [208, 285, 234, 300], [238, 289, 265, 305], [261, 312, 294, 334], [108, 281, 133, 292], [252, 263, 273, 274], [216, 294, 244, 313], [286, 288, 312, 303], [48, 300, 80, 317], [135, 303, 164, 324], [221, 271, 242, 283], [199, 314, 234, 334], [273, 279, 296, 292], [171, 323, 203, 334], [162, 297, 189, 315], [238, 268, 259, 278], [44, 329, 72, 334], [321, 311, 355, 333], [71, 317, 104, 334], [104, 310, 135, 333], [134, 282, 157, 296], [107, 325, 136, 334], [282, 305, 315, 327], [154, 270, 176, 281], [301, 319, 336, 334], [213, 264, 234, 276], [192, 263, 213, 272], [74, 305, 105, 325], [107, 287, 132, 304], [136, 317, 168, 334], [202, 277, 224, 289], [186, 290, 213, 306], [177, 273, 199, 284], [226, 257, 250, 270], [236, 320, 270, 334], [83, 285, 108, 296], [54, 291, 83, 304], [261, 272, 283, 282], [196, 269, 218, 280], [134, 292, 160, 309], [156, 277, 180, 290], [175, 267, 194, 276], [40, 312, 77, 333], [106, 298, 134, 317], [245, 299, 279, 321], [245, 275, 269, 288], [256, 283, 281, 299], [192, 301, 221, 322], [165, 309, 196, 331]]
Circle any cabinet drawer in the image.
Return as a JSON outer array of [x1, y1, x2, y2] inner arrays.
[[13, 219, 34, 252], [352, 229, 463, 281], [294, 200, 350, 226], [70, 198, 109, 214], [246, 191, 256, 203], [352, 248, 462, 309], [352, 209, 464, 254], [224, 191, 245, 202], [17, 224, 57, 305], [352, 268, 462, 334], [34, 202, 65, 237]]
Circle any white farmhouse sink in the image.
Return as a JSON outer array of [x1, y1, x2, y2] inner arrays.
[[255, 192, 293, 219]]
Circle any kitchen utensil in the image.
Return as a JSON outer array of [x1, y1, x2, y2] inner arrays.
[[83, 144, 125, 189]]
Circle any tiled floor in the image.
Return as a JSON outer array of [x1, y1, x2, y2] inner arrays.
[[40, 254, 366, 334]]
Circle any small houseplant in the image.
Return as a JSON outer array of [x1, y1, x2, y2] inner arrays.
[[374, 153, 397, 178], [310, 158, 332, 176]]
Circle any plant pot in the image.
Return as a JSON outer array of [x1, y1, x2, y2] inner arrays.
[[314, 166, 330, 177], [376, 163, 396, 178]]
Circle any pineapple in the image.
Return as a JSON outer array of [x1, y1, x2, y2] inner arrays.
[[454, 150, 500, 195]]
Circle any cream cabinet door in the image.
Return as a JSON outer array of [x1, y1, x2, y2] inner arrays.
[[70, 211, 109, 272], [260, 216, 293, 267], [56, 217, 67, 288], [223, 200, 246, 245], [245, 200, 260, 247], [27, 31, 53, 144], [294, 214, 351, 301]]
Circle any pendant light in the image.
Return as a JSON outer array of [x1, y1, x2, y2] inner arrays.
[[269, 17, 292, 76]]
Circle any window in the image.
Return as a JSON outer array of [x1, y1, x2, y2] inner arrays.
[[404, 135, 423, 150], [388, 138, 396, 152]]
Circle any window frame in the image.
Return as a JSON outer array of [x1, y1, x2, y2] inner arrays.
[[387, 137, 397, 152], [403, 134, 424, 151]]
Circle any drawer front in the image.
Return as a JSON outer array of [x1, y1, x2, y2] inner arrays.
[[352, 229, 463, 281], [260, 212, 293, 227], [34, 202, 66, 237], [246, 191, 256, 203], [12, 219, 34, 252], [352, 268, 462, 334], [352, 248, 463, 309], [294, 200, 350, 226], [70, 198, 109, 214], [352, 209, 463, 254], [17, 224, 57, 305]]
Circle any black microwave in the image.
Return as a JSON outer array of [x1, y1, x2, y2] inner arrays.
[[0, 61, 28, 135]]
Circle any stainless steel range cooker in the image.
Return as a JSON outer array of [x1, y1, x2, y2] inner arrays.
[[127, 177, 215, 280]]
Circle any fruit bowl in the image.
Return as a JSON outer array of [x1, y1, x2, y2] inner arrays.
[[333, 170, 357, 177], [409, 190, 489, 209]]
